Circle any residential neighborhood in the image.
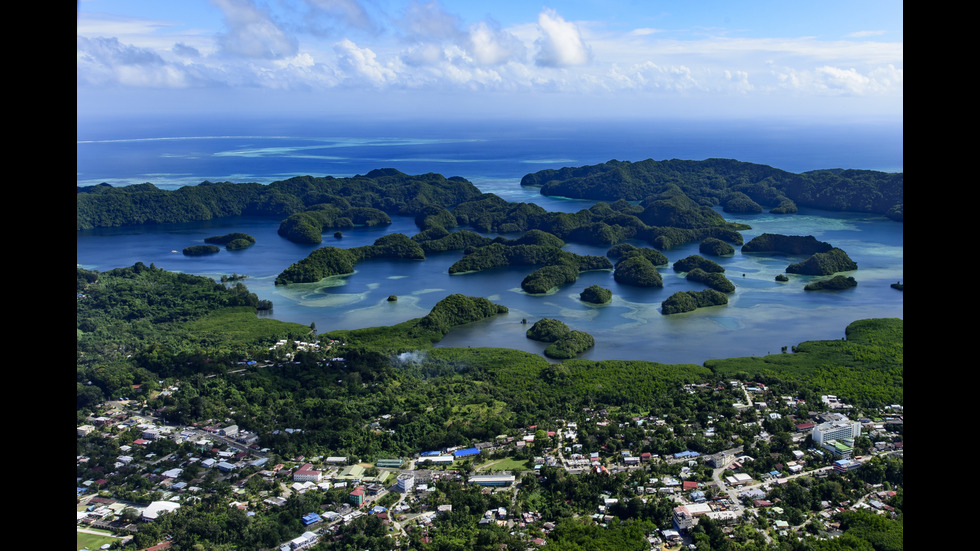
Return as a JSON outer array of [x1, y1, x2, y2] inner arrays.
[[77, 377, 903, 550]]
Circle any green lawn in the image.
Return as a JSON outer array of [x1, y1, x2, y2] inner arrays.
[[76, 530, 118, 551], [478, 456, 532, 472]]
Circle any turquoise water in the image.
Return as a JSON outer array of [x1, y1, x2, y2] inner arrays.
[[76, 205, 902, 366]]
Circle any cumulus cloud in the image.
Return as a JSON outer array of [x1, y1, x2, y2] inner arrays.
[[535, 8, 591, 67], [773, 64, 902, 96], [77, 36, 189, 87], [213, 0, 298, 59], [334, 39, 398, 86], [468, 20, 525, 66]]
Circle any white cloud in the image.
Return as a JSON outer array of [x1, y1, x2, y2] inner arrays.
[[535, 8, 591, 67], [213, 0, 298, 59], [847, 30, 886, 38], [333, 39, 398, 86], [77, 36, 190, 88], [467, 20, 525, 66]]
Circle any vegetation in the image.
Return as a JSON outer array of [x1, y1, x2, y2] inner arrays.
[[723, 190, 764, 213], [742, 233, 833, 255], [661, 289, 729, 314], [706, 318, 903, 407], [77, 170, 485, 231], [544, 330, 595, 359], [613, 255, 663, 287], [607, 243, 668, 265], [76, 263, 305, 403], [182, 244, 220, 256], [277, 204, 392, 244], [580, 284, 612, 304], [205, 232, 256, 250], [672, 254, 724, 273], [323, 294, 508, 353], [686, 267, 736, 293], [446, 240, 612, 293], [525, 318, 594, 358], [274, 233, 425, 284], [521, 262, 581, 294], [787, 248, 858, 275], [699, 236, 735, 256], [526, 318, 572, 342], [520, 158, 902, 219], [805, 275, 858, 291]]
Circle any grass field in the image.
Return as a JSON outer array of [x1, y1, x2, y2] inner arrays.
[[76, 530, 118, 551], [477, 456, 532, 472]]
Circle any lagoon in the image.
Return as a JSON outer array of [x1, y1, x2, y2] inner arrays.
[[76, 202, 902, 366]]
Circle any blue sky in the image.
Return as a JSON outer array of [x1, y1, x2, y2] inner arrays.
[[77, 1, 903, 123]]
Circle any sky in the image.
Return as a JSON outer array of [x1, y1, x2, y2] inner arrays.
[[77, 0, 903, 124]]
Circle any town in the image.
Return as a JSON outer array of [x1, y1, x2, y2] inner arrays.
[[77, 366, 903, 551]]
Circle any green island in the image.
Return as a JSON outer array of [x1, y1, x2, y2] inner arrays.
[[685, 267, 736, 293], [525, 318, 596, 359], [699, 237, 736, 256], [787, 248, 858, 276], [661, 289, 730, 314], [580, 284, 612, 304], [520, 158, 902, 220], [673, 254, 725, 273], [77, 161, 902, 551], [741, 234, 833, 255], [181, 244, 220, 256], [205, 232, 256, 250], [274, 233, 425, 285], [804, 275, 859, 291]]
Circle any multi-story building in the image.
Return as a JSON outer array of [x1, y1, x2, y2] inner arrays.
[[395, 473, 415, 493], [812, 419, 862, 458], [812, 419, 861, 446]]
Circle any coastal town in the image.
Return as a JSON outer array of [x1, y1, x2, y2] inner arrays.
[[77, 359, 903, 551]]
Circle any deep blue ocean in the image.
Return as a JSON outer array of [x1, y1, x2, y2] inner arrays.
[[77, 117, 903, 365]]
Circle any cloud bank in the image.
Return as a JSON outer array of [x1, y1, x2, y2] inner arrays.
[[76, 0, 903, 119]]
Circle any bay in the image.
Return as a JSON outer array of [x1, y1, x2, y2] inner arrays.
[[76, 206, 902, 366], [76, 118, 902, 365]]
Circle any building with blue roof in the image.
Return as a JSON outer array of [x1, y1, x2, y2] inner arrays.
[[454, 448, 480, 458], [302, 512, 322, 525]]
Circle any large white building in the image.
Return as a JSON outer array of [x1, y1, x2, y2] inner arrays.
[[395, 473, 415, 493], [811, 420, 861, 446]]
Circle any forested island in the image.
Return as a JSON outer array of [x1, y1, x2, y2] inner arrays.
[[520, 158, 903, 221], [182, 244, 220, 256], [205, 232, 256, 250]]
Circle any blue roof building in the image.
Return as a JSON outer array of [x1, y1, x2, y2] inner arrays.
[[302, 512, 322, 525], [454, 448, 480, 458]]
